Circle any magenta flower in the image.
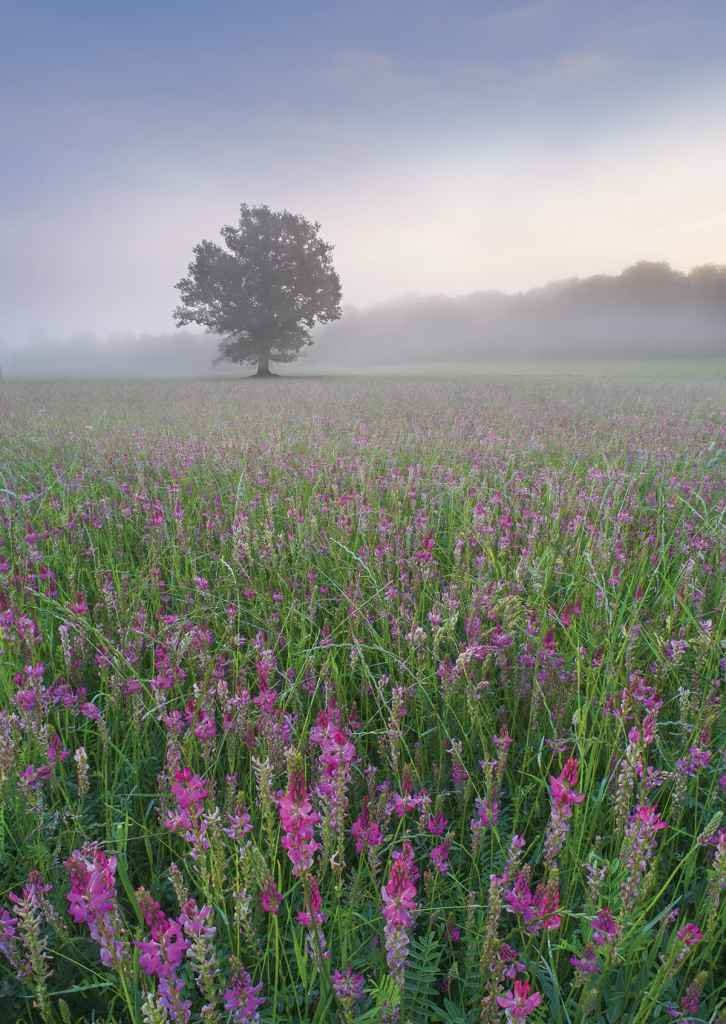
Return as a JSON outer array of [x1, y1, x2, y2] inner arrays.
[[311, 703, 356, 839], [549, 758, 585, 816], [504, 873, 561, 933], [496, 979, 543, 1019], [332, 966, 365, 1002], [277, 770, 320, 876], [223, 967, 265, 1022], [64, 845, 126, 968], [591, 907, 619, 947], [170, 768, 209, 810], [381, 842, 419, 985], [137, 919, 188, 979], [676, 923, 703, 946], [570, 946, 600, 975], [426, 812, 448, 835], [351, 798, 383, 854], [621, 804, 668, 910], [471, 796, 499, 836], [430, 840, 451, 875], [260, 881, 282, 914]]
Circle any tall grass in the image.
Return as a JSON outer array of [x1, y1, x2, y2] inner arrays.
[[0, 376, 724, 1023]]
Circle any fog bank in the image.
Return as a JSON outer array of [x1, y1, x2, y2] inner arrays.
[[2, 261, 724, 377]]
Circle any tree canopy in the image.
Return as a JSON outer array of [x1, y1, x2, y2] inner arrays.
[[174, 204, 342, 375]]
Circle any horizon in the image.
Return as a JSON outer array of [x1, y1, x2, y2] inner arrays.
[[3, 256, 723, 352]]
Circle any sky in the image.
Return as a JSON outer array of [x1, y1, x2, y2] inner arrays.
[[2, 0, 726, 341]]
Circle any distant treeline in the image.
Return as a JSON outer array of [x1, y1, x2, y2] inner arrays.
[[313, 261, 726, 366], [2, 261, 724, 376]]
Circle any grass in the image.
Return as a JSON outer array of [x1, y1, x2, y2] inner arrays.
[[0, 369, 724, 1023]]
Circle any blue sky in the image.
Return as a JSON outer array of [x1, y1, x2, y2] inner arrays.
[[2, 0, 726, 339]]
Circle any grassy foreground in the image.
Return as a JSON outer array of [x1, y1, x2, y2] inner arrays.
[[0, 373, 724, 1023]]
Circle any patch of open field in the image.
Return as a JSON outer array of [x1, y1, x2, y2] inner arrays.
[[0, 371, 724, 1023]]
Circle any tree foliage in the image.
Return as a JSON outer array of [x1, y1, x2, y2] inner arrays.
[[174, 204, 342, 375]]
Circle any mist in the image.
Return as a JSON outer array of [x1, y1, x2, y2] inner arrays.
[[2, 260, 723, 378], [3, 2, 726, 376]]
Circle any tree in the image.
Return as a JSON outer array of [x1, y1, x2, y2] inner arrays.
[[173, 204, 342, 376]]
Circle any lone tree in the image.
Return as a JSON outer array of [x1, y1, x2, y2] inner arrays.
[[173, 203, 342, 376]]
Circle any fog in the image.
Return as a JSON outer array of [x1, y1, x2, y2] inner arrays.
[[2, 261, 723, 378], [3, 3, 726, 376]]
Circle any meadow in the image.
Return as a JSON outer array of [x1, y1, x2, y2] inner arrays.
[[0, 371, 724, 1023]]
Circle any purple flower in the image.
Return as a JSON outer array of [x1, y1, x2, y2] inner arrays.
[[64, 845, 126, 968], [676, 923, 703, 947], [332, 967, 365, 1003], [496, 979, 543, 1019], [223, 967, 265, 1022], [430, 840, 451, 875], [591, 907, 619, 947], [277, 770, 320, 876], [381, 843, 419, 985], [570, 946, 600, 975]]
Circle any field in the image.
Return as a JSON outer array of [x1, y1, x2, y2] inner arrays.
[[0, 370, 724, 1023]]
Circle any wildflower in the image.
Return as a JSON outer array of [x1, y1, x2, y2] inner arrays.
[[311, 703, 356, 864], [544, 758, 584, 866], [1, 872, 54, 1021], [499, 944, 526, 979], [549, 758, 585, 816], [178, 900, 220, 1017], [471, 796, 499, 837], [620, 804, 667, 911], [332, 966, 365, 1002], [170, 768, 208, 810], [570, 946, 600, 975], [591, 907, 619, 947], [223, 966, 265, 1022], [504, 872, 561, 933], [351, 798, 383, 854], [277, 769, 320, 876], [223, 802, 253, 841], [297, 876, 329, 962], [496, 979, 543, 1019], [65, 845, 127, 968], [381, 842, 419, 986], [430, 840, 451, 875], [426, 812, 448, 835], [259, 881, 282, 914], [676, 923, 702, 946], [163, 768, 213, 860], [137, 919, 188, 979]]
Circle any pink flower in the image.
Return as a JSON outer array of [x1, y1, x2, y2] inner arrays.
[[223, 968, 265, 1022], [496, 979, 543, 1019], [430, 840, 451, 875], [591, 907, 619, 947], [426, 813, 448, 835], [570, 946, 600, 975], [504, 873, 560, 933], [351, 799, 383, 854], [64, 844, 126, 968], [676, 923, 703, 946], [170, 768, 208, 810], [471, 797, 499, 835], [277, 770, 320, 876], [332, 967, 365, 1003], [381, 843, 419, 984], [549, 758, 585, 817], [260, 881, 282, 914], [137, 919, 188, 978]]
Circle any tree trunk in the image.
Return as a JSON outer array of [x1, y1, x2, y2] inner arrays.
[[255, 352, 274, 377]]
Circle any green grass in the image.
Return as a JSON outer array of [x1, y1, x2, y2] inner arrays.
[[0, 372, 724, 1023]]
